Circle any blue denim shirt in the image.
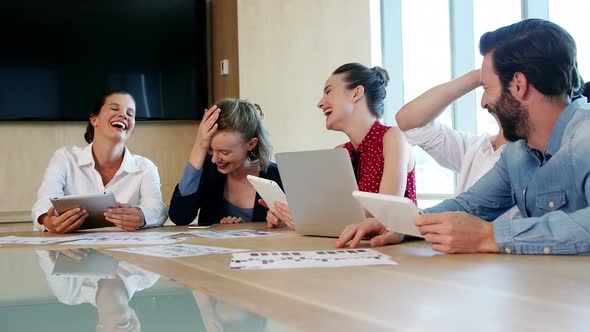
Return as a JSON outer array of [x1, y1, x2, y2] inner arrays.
[[426, 97, 590, 255]]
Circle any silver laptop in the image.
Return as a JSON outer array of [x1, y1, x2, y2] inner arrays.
[[275, 149, 366, 237]]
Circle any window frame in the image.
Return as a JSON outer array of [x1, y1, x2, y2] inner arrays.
[[380, 0, 549, 203]]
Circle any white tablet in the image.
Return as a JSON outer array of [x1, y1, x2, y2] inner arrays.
[[50, 192, 118, 229], [247, 175, 288, 223], [352, 191, 423, 238]]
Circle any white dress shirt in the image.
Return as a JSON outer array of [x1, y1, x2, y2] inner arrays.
[[37, 250, 159, 306], [32, 143, 168, 231], [402, 120, 518, 220]]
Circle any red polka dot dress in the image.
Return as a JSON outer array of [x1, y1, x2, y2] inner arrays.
[[343, 121, 417, 204]]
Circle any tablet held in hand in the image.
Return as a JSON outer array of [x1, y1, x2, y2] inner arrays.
[[50, 192, 118, 229]]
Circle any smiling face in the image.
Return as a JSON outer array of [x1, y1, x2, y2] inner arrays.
[[209, 130, 258, 174], [90, 93, 136, 143], [317, 73, 356, 131], [480, 54, 530, 142]]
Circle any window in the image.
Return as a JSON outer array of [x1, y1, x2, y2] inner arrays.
[[400, 0, 454, 200], [381, 0, 584, 207], [549, 0, 590, 80], [473, 0, 521, 136]]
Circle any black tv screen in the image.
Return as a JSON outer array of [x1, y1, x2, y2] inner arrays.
[[0, 0, 207, 121]]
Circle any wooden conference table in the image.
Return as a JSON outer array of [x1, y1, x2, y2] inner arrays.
[[0, 222, 588, 331]]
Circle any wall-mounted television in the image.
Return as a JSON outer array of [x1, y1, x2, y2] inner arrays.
[[0, 0, 208, 121]]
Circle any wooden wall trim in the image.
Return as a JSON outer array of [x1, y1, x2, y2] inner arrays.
[[211, 0, 240, 102]]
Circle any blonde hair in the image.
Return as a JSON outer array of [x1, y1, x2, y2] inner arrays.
[[216, 98, 273, 170]]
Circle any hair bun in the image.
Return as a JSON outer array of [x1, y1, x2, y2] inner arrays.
[[372, 66, 390, 87], [253, 103, 265, 119]]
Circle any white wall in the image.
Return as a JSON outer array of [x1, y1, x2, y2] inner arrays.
[[236, 0, 374, 154], [0, 122, 196, 219]]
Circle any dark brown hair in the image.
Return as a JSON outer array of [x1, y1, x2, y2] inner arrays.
[[332, 63, 390, 117], [479, 19, 581, 97], [84, 90, 135, 143]]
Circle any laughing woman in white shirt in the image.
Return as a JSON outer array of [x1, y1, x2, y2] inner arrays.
[[32, 90, 168, 233]]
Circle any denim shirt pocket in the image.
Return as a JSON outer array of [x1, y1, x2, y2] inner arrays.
[[536, 189, 567, 212]]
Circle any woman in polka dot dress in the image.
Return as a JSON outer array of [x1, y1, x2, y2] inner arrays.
[[321, 63, 416, 201], [265, 63, 416, 234]]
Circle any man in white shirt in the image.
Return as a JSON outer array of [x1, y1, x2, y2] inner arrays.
[[396, 69, 508, 195]]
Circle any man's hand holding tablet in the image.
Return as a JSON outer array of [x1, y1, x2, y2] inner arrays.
[[336, 191, 423, 248]]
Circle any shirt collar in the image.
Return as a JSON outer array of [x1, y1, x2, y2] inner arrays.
[[484, 135, 506, 155], [355, 121, 384, 152], [77, 143, 141, 174], [77, 143, 95, 167], [544, 97, 587, 157], [119, 147, 141, 174]]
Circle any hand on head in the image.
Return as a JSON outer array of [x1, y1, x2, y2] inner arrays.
[[197, 105, 220, 152]]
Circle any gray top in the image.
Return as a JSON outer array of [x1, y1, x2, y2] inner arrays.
[[224, 198, 254, 222]]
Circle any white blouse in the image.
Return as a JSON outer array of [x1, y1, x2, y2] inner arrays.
[[403, 120, 504, 195], [37, 250, 159, 307], [32, 143, 168, 231]]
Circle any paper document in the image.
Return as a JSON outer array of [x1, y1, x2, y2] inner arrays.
[[109, 244, 248, 258], [187, 229, 282, 239], [230, 249, 397, 270], [60, 232, 190, 245], [0, 235, 89, 245]]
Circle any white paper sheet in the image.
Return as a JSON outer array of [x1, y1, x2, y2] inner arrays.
[[72, 231, 186, 239], [109, 244, 248, 258], [230, 249, 397, 270], [60, 232, 190, 245], [187, 229, 282, 239], [0, 235, 91, 245]]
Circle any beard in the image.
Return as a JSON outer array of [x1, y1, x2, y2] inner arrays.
[[488, 90, 530, 142]]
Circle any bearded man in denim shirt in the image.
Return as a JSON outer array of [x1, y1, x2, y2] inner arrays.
[[337, 18, 590, 255]]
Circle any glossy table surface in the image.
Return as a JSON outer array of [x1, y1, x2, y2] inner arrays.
[[0, 223, 589, 331], [0, 247, 291, 332]]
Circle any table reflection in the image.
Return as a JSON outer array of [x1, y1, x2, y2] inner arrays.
[[38, 249, 159, 332], [25, 249, 279, 332]]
